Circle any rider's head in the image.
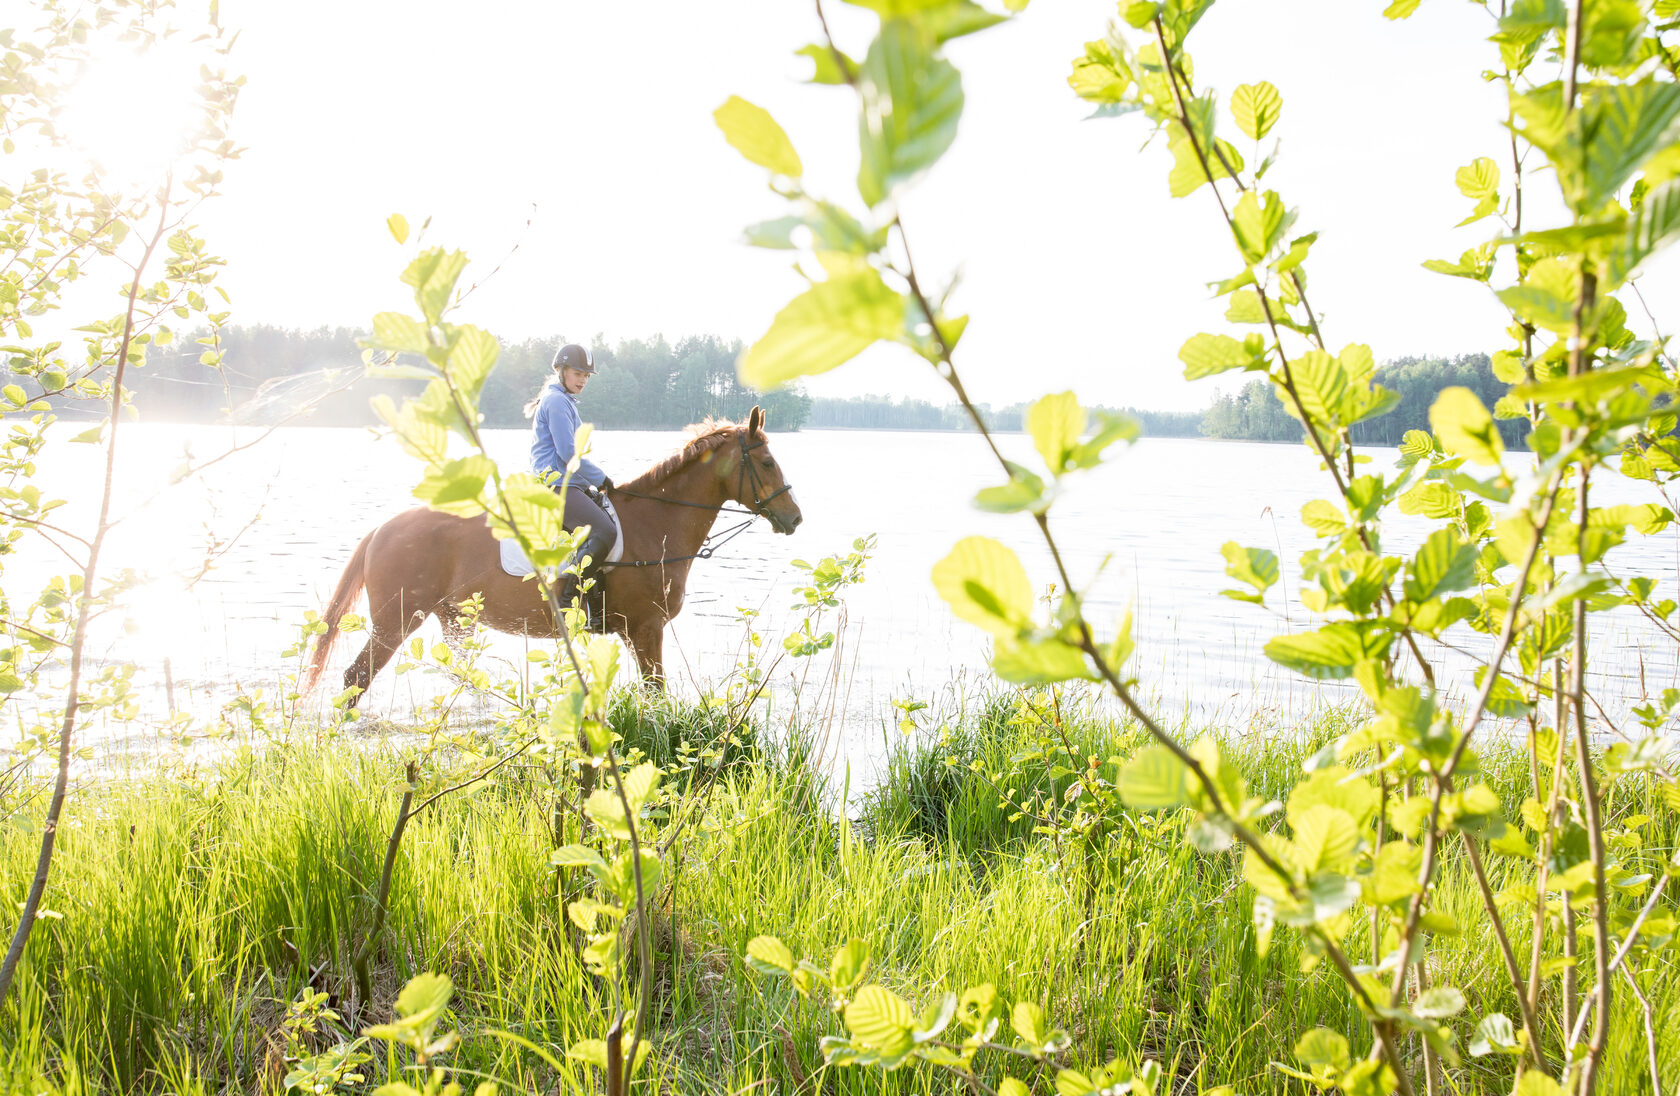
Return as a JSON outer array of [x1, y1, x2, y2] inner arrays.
[[553, 343, 596, 395]]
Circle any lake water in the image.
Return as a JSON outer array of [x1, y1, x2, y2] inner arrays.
[[17, 423, 1680, 764]]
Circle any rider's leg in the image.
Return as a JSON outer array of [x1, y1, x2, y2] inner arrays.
[[558, 485, 616, 607]]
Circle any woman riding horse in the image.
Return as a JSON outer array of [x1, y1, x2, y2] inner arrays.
[[526, 342, 615, 612], [304, 407, 802, 706]]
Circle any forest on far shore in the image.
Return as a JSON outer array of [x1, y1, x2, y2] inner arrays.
[[65, 326, 1524, 447]]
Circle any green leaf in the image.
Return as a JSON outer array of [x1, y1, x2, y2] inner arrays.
[[552, 844, 609, 875], [796, 43, 855, 85], [1593, 502, 1673, 535], [364, 972, 453, 1049], [1398, 481, 1459, 519], [447, 324, 498, 405], [830, 938, 870, 990], [1475, 666, 1534, 718], [1512, 362, 1664, 406], [1455, 156, 1500, 199], [1514, 1070, 1565, 1096], [1300, 499, 1344, 537], [1027, 390, 1085, 474], [931, 537, 1034, 636], [1119, 744, 1188, 810], [1010, 1001, 1048, 1046], [913, 992, 958, 1042], [1469, 1013, 1522, 1057], [1286, 350, 1349, 427], [370, 312, 431, 355], [739, 267, 903, 388], [1064, 410, 1139, 470], [1610, 178, 1680, 285], [921, 0, 1008, 41], [746, 935, 795, 975], [1383, 0, 1424, 17], [1367, 841, 1423, 905], [1496, 258, 1578, 334], [1294, 1027, 1351, 1068], [1220, 541, 1278, 603], [1231, 81, 1282, 140], [1068, 38, 1132, 104], [1580, 80, 1680, 212], [743, 216, 805, 249], [1413, 986, 1466, 1019], [974, 461, 1047, 513], [386, 213, 409, 244], [1272, 231, 1317, 275], [401, 248, 469, 326], [1291, 805, 1360, 872], [1423, 244, 1496, 281], [1232, 189, 1291, 264], [857, 20, 964, 207], [992, 636, 1093, 684], [412, 454, 495, 517], [1179, 332, 1267, 379], [1265, 622, 1391, 680], [845, 985, 914, 1053], [621, 761, 661, 812], [1430, 387, 1503, 466], [713, 95, 803, 177], [1405, 528, 1477, 603], [1168, 133, 1244, 198]]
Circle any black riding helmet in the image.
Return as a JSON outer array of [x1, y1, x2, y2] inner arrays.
[[552, 343, 596, 374]]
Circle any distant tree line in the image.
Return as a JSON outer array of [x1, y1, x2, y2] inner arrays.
[[75, 326, 813, 430], [20, 328, 1531, 449], [1201, 354, 1530, 448], [808, 354, 1532, 446], [804, 394, 1203, 436]]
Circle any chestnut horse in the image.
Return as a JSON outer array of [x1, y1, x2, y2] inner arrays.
[[303, 407, 802, 703]]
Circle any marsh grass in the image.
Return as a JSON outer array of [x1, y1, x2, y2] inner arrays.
[[0, 691, 1674, 1094]]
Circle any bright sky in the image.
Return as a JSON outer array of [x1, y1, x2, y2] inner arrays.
[[117, 1, 1680, 410]]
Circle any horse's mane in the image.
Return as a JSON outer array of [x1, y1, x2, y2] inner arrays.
[[618, 418, 744, 492]]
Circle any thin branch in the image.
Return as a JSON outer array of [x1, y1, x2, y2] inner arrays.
[[1462, 834, 1551, 1073], [0, 174, 176, 1004]]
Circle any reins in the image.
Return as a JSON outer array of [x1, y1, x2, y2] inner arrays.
[[600, 430, 791, 570]]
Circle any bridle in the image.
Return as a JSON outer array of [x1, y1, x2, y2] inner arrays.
[[602, 430, 795, 569]]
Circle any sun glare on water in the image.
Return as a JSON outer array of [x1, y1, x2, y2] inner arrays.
[[54, 38, 204, 190]]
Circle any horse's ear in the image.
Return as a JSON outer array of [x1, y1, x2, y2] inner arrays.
[[748, 405, 764, 435]]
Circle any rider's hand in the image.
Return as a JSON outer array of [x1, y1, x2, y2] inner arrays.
[[600, 476, 614, 493]]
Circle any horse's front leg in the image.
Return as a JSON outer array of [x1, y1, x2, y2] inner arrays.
[[625, 619, 666, 687]]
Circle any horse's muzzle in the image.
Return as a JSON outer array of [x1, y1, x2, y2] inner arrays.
[[766, 497, 802, 534]]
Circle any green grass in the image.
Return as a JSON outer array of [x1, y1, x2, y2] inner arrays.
[[0, 689, 1675, 1094]]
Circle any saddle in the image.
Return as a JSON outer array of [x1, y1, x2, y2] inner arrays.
[[497, 495, 625, 578]]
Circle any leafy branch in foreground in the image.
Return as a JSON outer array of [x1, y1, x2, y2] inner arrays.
[[718, 0, 1680, 1093], [0, 0, 243, 1006]]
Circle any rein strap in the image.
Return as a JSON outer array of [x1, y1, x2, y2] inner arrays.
[[601, 429, 792, 570]]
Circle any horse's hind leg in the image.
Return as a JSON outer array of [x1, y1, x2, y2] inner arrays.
[[343, 595, 428, 707]]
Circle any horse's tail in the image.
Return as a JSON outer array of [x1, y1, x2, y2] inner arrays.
[[304, 529, 374, 693]]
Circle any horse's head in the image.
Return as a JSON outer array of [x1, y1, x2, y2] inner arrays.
[[732, 406, 802, 535]]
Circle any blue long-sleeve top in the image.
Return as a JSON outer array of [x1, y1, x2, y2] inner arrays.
[[529, 381, 606, 488]]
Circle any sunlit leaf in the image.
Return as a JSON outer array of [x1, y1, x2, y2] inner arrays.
[[1430, 386, 1503, 466], [931, 537, 1034, 636], [857, 20, 964, 206], [739, 268, 903, 389], [713, 95, 803, 177], [1231, 81, 1282, 140]]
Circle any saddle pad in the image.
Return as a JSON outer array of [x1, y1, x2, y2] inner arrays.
[[498, 496, 624, 577]]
